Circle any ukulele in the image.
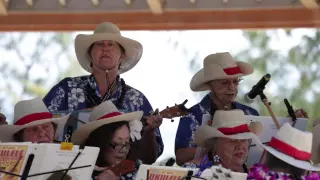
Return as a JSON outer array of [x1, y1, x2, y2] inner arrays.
[[142, 99, 190, 126], [159, 99, 190, 121], [94, 159, 137, 177], [109, 159, 136, 176]]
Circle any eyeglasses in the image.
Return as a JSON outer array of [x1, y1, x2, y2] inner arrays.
[[215, 77, 243, 88], [109, 142, 132, 150]]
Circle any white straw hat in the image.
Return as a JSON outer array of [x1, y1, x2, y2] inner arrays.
[[264, 123, 320, 171], [71, 100, 143, 145], [75, 22, 143, 74], [190, 52, 253, 91], [195, 110, 262, 147], [0, 97, 69, 142]]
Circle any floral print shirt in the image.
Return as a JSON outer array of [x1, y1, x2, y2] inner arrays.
[[43, 75, 163, 159], [175, 93, 259, 149]]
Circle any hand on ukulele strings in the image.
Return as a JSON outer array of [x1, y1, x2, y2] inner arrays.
[[143, 109, 163, 133], [0, 113, 7, 125], [294, 108, 309, 119], [94, 169, 120, 180]]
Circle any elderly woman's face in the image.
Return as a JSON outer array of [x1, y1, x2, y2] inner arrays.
[[23, 122, 55, 143], [90, 40, 124, 71], [209, 78, 242, 103], [215, 137, 249, 171], [104, 125, 130, 166]]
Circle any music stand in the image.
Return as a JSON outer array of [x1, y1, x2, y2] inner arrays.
[[0, 145, 93, 180]]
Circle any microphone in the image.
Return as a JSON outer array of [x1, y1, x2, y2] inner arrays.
[[284, 98, 297, 123], [244, 74, 271, 103]]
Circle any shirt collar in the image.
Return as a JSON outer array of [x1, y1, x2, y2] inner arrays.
[[199, 93, 237, 114], [87, 74, 123, 100]]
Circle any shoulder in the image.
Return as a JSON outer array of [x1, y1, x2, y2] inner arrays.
[[189, 93, 212, 116], [235, 102, 259, 116], [124, 84, 148, 99], [52, 75, 90, 89]]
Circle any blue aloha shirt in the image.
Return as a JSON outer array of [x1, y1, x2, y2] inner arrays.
[[43, 75, 164, 180], [175, 93, 259, 150]]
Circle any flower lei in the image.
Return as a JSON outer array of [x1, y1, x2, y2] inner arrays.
[[248, 164, 320, 180], [129, 120, 143, 141]]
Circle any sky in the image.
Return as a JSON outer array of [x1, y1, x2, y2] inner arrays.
[[0, 28, 315, 163]]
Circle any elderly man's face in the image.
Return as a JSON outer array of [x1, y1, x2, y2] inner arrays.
[[23, 122, 55, 143], [90, 40, 124, 72], [215, 137, 249, 171], [208, 78, 242, 103]]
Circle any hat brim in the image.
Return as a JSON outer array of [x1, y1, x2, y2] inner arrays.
[[75, 33, 143, 74], [71, 111, 143, 145], [195, 125, 263, 149], [264, 145, 320, 171], [0, 114, 70, 142], [190, 61, 253, 92]]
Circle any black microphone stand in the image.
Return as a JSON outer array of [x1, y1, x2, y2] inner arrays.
[[284, 99, 297, 127]]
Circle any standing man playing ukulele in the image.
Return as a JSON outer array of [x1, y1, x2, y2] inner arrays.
[[43, 22, 163, 164]]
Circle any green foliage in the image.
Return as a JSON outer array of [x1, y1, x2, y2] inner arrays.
[[0, 32, 79, 123], [235, 29, 320, 130]]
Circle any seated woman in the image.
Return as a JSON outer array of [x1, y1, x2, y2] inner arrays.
[[0, 98, 69, 143], [181, 110, 263, 175], [248, 123, 320, 179], [71, 100, 143, 180]]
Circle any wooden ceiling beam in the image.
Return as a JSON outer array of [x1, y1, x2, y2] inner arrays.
[[0, 0, 8, 15], [146, 0, 164, 14], [0, 8, 319, 31], [300, 0, 319, 8]]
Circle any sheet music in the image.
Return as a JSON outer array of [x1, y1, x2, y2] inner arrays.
[[136, 165, 198, 180], [28, 144, 99, 180], [0, 143, 99, 180], [0, 143, 33, 180]]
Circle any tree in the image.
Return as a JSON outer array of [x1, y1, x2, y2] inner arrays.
[[166, 31, 206, 100], [235, 29, 320, 129], [0, 32, 80, 122]]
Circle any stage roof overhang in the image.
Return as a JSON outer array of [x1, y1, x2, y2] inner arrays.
[[0, 0, 319, 31]]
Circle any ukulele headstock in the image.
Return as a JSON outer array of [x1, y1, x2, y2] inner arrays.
[[159, 99, 190, 121]]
